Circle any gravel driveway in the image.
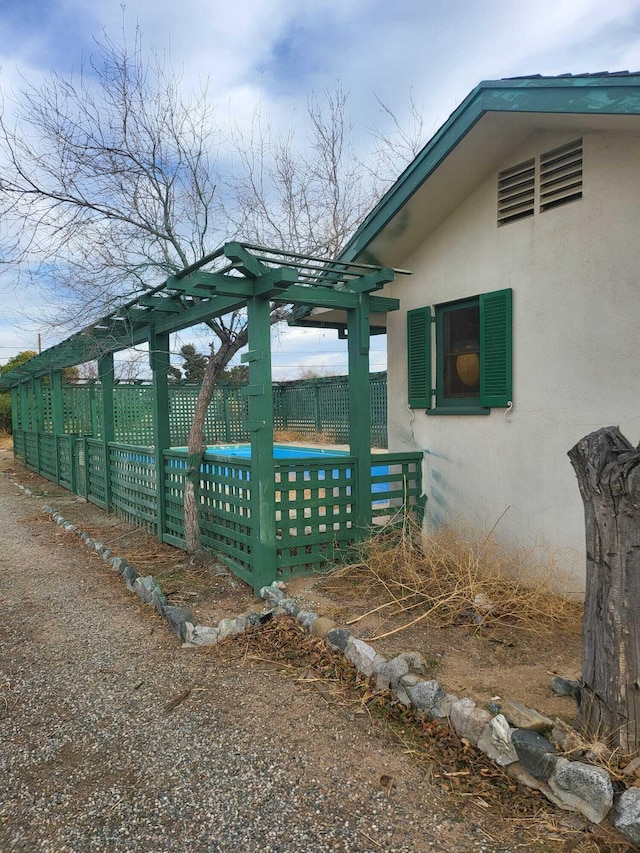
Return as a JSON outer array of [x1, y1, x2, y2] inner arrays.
[[0, 466, 499, 852]]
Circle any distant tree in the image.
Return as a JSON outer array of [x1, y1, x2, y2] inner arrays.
[[0, 350, 37, 432], [219, 364, 248, 385], [179, 344, 208, 383]]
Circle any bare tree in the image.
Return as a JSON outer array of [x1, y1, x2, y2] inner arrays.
[[0, 32, 425, 555]]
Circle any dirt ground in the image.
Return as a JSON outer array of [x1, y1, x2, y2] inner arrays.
[[0, 441, 582, 723], [1, 435, 629, 852]]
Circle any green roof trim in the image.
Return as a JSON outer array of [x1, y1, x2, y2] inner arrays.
[[338, 73, 640, 265]]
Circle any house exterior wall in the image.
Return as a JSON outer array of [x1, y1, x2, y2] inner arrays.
[[386, 128, 640, 591]]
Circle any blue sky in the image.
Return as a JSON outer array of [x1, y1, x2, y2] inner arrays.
[[0, 0, 639, 377]]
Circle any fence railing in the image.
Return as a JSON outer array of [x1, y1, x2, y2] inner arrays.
[[13, 373, 388, 448], [12, 429, 422, 591]]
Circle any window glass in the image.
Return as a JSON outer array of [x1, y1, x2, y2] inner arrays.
[[443, 303, 480, 399]]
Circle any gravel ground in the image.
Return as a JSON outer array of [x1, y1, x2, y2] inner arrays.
[[0, 467, 507, 852]]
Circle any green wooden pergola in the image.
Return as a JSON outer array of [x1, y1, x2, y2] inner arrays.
[[1, 242, 412, 589]]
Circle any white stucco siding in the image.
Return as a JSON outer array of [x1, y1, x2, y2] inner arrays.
[[386, 128, 640, 590]]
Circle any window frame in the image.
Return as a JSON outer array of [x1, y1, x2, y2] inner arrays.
[[407, 288, 512, 415]]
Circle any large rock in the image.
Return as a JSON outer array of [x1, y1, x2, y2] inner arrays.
[[344, 637, 377, 676], [162, 605, 195, 642], [549, 758, 613, 824], [310, 617, 338, 638], [449, 698, 491, 746], [500, 699, 553, 733], [614, 788, 640, 844], [133, 575, 161, 605], [375, 657, 409, 691], [511, 729, 557, 781], [123, 565, 140, 592], [406, 680, 445, 715], [183, 623, 220, 647], [477, 714, 518, 766], [325, 628, 350, 653]]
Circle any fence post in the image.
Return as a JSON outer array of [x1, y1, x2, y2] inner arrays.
[[243, 294, 277, 593], [51, 370, 64, 484], [347, 294, 372, 534], [150, 331, 170, 543], [98, 354, 115, 511]]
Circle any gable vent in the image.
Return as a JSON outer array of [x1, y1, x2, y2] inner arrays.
[[540, 138, 583, 212], [497, 159, 535, 226]]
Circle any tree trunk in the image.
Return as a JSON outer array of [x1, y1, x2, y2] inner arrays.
[[568, 426, 640, 751]]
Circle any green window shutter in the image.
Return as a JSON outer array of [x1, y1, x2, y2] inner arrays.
[[407, 307, 432, 408], [479, 288, 512, 408]]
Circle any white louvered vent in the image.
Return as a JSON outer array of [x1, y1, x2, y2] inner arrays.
[[497, 159, 535, 226], [540, 138, 583, 212]]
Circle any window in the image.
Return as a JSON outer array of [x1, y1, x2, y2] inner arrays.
[[407, 288, 512, 413]]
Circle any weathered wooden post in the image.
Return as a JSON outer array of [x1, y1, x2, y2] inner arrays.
[[568, 426, 640, 751]]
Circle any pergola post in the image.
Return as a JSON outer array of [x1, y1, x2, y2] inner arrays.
[[347, 293, 373, 533], [19, 382, 29, 434], [98, 353, 114, 511], [244, 294, 277, 593], [51, 370, 65, 484], [31, 377, 43, 472], [150, 331, 171, 542]]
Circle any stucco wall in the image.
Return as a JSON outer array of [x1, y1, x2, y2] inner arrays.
[[386, 128, 640, 591]]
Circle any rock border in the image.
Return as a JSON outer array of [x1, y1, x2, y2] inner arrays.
[[258, 583, 637, 841], [3, 474, 636, 844]]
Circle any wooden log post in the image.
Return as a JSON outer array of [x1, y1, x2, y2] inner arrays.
[[568, 426, 640, 751]]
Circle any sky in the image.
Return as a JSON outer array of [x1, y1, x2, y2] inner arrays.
[[0, 0, 639, 379]]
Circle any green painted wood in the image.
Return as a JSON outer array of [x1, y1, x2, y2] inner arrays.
[[407, 307, 432, 408], [150, 331, 170, 542], [246, 294, 277, 593], [347, 295, 373, 534], [480, 288, 513, 408], [51, 371, 64, 483], [98, 355, 115, 511], [337, 75, 640, 266]]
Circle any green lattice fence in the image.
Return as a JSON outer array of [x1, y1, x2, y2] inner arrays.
[[272, 373, 387, 446], [114, 386, 153, 444], [48, 373, 387, 447], [13, 429, 25, 460], [63, 386, 95, 436], [110, 443, 157, 528], [371, 453, 423, 520], [167, 385, 248, 445], [39, 433, 57, 480], [57, 435, 75, 490], [24, 430, 38, 469], [162, 449, 254, 582], [42, 387, 53, 433], [275, 457, 355, 576], [86, 438, 107, 508]]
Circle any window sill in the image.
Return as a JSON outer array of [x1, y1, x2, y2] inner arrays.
[[426, 406, 491, 416]]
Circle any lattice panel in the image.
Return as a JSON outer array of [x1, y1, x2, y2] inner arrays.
[[275, 458, 355, 576], [41, 388, 53, 434], [24, 431, 39, 469], [370, 453, 423, 521], [63, 386, 94, 435], [38, 434, 57, 480], [57, 436, 74, 490], [85, 439, 107, 508], [114, 386, 154, 445], [13, 430, 25, 460], [110, 444, 157, 528]]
